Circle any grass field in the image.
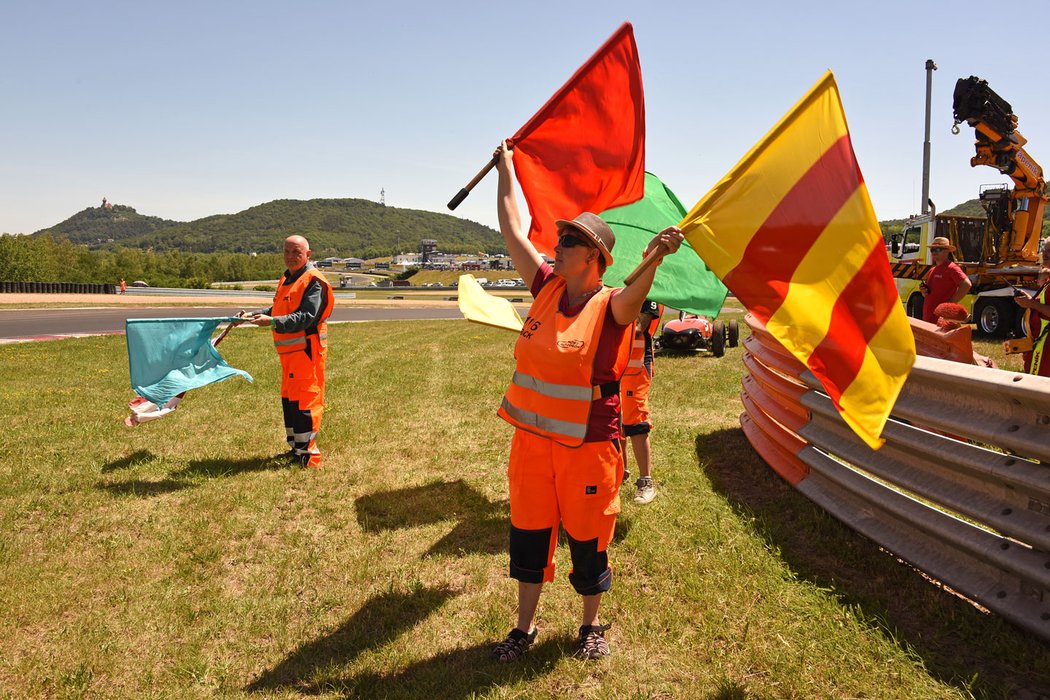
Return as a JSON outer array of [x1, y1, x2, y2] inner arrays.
[[1, 315, 1047, 699]]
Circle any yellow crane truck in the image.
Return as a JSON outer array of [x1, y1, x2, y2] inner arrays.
[[889, 75, 1046, 337]]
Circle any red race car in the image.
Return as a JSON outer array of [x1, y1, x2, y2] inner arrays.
[[657, 314, 739, 357]]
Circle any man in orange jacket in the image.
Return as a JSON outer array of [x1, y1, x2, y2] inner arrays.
[[244, 235, 334, 467]]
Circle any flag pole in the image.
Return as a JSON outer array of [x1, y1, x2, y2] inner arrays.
[[448, 155, 499, 210], [211, 319, 244, 347]]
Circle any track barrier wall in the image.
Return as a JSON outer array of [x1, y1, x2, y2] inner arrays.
[[740, 313, 1050, 641], [0, 281, 116, 294]]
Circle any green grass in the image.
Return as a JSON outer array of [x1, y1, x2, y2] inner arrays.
[[0, 317, 1047, 699]]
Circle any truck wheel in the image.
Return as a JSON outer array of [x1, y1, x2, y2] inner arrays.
[[712, 320, 726, 357], [975, 299, 1015, 338], [1013, 309, 1028, 339], [728, 319, 740, 348], [906, 293, 924, 319]]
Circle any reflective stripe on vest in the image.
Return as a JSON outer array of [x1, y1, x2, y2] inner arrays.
[[271, 267, 334, 354], [624, 307, 660, 377], [497, 278, 631, 446], [1030, 284, 1050, 375], [499, 396, 588, 443], [625, 333, 646, 372]]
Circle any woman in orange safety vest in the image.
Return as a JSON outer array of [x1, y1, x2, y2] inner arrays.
[[489, 141, 682, 663]]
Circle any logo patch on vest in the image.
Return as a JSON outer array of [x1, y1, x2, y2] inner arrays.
[[585, 485, 597, 495], [557, 340, 585, 349]]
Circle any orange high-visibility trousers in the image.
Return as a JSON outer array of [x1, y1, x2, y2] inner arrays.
[[621, 368, 652, 436], [507, 428, 623, 595], [279, 337, 326, 467]]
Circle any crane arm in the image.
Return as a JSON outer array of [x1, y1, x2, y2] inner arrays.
[[952, 76, 1046, 261]]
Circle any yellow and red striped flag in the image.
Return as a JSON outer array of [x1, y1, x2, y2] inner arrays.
[[679, 72, 915, 449]]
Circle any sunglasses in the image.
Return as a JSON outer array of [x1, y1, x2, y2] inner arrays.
[[558, 233, 592, 249], [930, 247, 945, 253]]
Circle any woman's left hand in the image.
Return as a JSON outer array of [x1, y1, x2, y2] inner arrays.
[[645, 226, 684, 259]]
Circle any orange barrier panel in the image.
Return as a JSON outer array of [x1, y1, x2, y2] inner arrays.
[[742, 335, 806, 380], [742, 352, 809, 418], [740, 394, 810, 485], [741, 373, 808, 433], [739, 412, 809, 486]]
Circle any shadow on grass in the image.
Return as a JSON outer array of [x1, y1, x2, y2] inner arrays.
[[171, 454, 291, 479], [97, 478, 188, 497], [99, 454, 289, 497], [697, 426, 1050, 698], [708, 679, 748, 700], [357, 479, 509, 557], [324, 638, 564, 700], [245, 585, 457, 694], [100, 450, 156, 473]]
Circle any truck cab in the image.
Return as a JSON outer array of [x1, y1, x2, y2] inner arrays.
[[889, 209, 1037, 335]]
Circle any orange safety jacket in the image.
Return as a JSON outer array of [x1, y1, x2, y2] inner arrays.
[[624, 306, 662, 378], [498, 278, 631, 447], [271, 268, 334, 354]]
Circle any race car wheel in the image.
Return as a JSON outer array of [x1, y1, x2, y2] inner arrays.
[[728, 319, 739, 348], [712, 320, 726, 357]]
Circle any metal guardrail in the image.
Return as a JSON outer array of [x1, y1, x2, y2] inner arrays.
[[125, 287, 276, 297], [740, 313, 1050, 641]]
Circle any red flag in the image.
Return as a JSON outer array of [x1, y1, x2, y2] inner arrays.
[[509, 22, 645, 257]]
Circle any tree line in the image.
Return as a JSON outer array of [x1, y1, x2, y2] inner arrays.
[[0, 234, 283, 288]]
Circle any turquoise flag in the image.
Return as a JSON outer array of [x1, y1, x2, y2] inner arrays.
[[126, 317, 252, 406], [601, 172, 728, 317]]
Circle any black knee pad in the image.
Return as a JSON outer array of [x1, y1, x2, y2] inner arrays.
[[509, 525, 552, 584], [566, 533, 612, 595]]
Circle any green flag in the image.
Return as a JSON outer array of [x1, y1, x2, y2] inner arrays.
[[601, 172, 728, 317]]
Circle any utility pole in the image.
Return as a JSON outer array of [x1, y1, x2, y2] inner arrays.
[[921, 59, 937, 215]]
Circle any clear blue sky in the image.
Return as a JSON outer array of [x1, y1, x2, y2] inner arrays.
[[3, 0, 1048, 236]]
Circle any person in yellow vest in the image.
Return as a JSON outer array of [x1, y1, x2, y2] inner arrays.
[[621, 299, 664, 504], [243, 235, 334, 467], [490, 141, 683, 662]]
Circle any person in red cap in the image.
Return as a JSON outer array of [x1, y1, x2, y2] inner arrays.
[[490, 140, 682, 662], [919, 237, 971, 323]]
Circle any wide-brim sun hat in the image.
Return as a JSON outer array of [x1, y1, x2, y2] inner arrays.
[[555, 212, 615, 267], [930, 236, 956, 252]]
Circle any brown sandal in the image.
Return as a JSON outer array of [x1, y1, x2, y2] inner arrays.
[[574, 623, 611, 659], [492, 627, 537, 663]]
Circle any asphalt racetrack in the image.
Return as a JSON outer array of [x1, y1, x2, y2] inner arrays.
[[0, 303, 478, 342]]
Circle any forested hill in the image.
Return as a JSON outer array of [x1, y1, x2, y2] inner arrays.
[[35, 204, 180, 245], [33, 198, 503, 258]]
